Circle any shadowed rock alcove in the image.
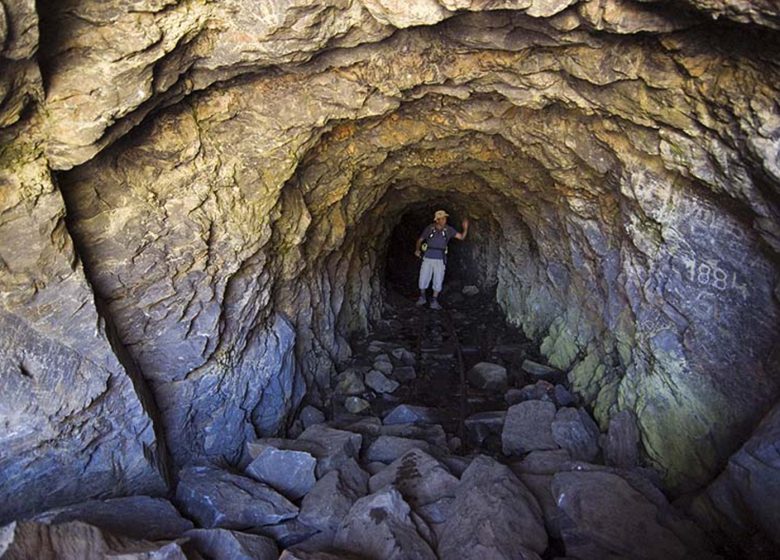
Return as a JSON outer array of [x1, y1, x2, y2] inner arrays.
[[1, 1, 779, 558]]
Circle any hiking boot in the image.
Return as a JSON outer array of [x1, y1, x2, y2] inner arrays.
[[430, 299, 443, 310], [416, 296, 427, 306]]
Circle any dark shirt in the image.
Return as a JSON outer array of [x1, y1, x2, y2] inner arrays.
[[420, 224, 457, 260]]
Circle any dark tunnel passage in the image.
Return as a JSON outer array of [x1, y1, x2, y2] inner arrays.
[[385, 203, 487, 295]]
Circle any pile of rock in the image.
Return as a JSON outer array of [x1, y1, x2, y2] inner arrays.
[[4, 397, 720, 560], [330, 341, 417, 415]]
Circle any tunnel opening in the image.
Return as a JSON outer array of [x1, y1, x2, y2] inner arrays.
[[384, 201, 492, 298]]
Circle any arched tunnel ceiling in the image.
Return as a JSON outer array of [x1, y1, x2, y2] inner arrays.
[[1, 0, 779, 522]]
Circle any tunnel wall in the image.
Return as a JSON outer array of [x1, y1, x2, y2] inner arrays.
[[1, 0, 780, 521]]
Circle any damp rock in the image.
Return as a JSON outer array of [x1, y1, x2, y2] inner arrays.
[[502, 401, 559, 456], [467, 362, 508, 392]]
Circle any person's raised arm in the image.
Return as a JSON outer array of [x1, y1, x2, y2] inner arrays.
[[455, 218, 469, 240]]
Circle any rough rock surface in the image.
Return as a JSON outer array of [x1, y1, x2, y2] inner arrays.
[[437, 456, 547, 559], [503, 401, 559, 456], [0, 520, 188, 559], [174, 466, 298, 530], [1, 0, 779, 531], [333, 486, 437, 560], [690, 401, 780, 547], [31, 496, 193, 541], [551, 470, 689, 560]]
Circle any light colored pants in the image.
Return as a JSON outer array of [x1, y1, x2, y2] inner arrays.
[[419, 257, 446, 292]]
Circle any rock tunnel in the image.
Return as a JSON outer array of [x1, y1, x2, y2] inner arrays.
[[1, 1, 780, 558]]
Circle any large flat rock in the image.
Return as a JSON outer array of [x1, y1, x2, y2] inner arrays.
[[175, 466, 297, 530]]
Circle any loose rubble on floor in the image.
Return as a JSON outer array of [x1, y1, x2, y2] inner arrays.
[[1, 289, 725, 560]]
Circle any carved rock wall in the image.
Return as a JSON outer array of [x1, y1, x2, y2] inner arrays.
[[1, 0, 779, 522]]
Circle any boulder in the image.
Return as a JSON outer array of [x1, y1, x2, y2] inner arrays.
[[175, 466, 297, 529], [553, 384, 575, 407], [32, 496, 193, 541], [373, 355, 394, 375], [464, 411, 506, 447], [184, 528, 278, 560], [368, 448, 459, 508], [551, 471, 689, 560], [365, 435, 433, 464], [394, 365, 417, 381], [245, 444, 317, 500], [467, 362, 508, 392], [365, 369, 400, 394], [335, 370, 366, 396], [383, 404, 442, 425], [521, 359, 562, 380], [512, 449, 572, 475], [437, 456, 547, 559], [603, 410, 640, 469], [333, 487, 437, 560], [391, 347, 416, 366], [0, 520, 188, 559], [298, 459, 369, 534], [551, 407, 601, 462], [254, 519, 318, 548], [502, 401, 559, 456], [300, 405, 326, 428], [462, 285, 479, 295], [381, 423, 448, 448], [344, 396, 370, 414], [690, 401, 780, 547], [297, 424, 363, 476]]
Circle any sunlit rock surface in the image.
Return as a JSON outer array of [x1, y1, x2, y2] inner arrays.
[[1, 0, 779, 536]]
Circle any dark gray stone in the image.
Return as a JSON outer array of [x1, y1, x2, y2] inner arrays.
[[365, 369, 400, 394], [551, 407, 600, 462], [343, 396, 370, 414], [465, 410, 506, 447], [437, 456, 547, 559], [174, 466, 297, 529], [512, 449, 572, 475], [373, 355, 394, 375], [184, 528, 278, 560], [335, 370, 365, 396], [254, 518, 319, 548], [554, 384, 575, 407], [365, 435, 433, 464], [383, 404, 442, 425], [298, 458, 369, 534], [333, 486, 437, 560], [368, 448, 459, 508], [517, 473, 565, 539], [297, 424, 363, 477], [552, 470, 688, 560], [300, 405, 326, 428], [381, 423, 448, 448], [394, 365, 417, 382], [245, 444, 317, 500], [691, 401, 780, 547], [502, 401, 559, 456], [32, 496, 193, 541], [516, 380, 556, 403], [391, 347, 416, 366], [467, 362, 508, 392], [603, 409, 640, 469], [521, 359, 562, 380]]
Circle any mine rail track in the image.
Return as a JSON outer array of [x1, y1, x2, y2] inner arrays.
[[414, 303, 468, 449]]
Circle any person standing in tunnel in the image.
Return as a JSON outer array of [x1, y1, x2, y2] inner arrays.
[[415, 209, 469, 310]]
